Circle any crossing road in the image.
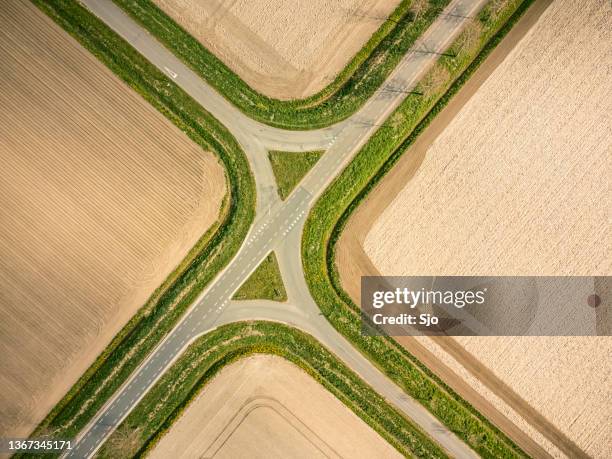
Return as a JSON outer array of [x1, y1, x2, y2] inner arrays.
[[66, 0, 488, 457]]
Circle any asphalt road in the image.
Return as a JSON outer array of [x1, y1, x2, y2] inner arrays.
[[66, 0, 488, 457]]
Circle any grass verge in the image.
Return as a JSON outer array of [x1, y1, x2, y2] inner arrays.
[[112, 0, 451, 129], [302, 1, 536, 458], [19, 0, 255, 454], [95, 321, 448, 459], [268, 150, 324, 200], [232, 252, 287, 302]]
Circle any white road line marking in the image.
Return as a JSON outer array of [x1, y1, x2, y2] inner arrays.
[[163, 66, 177, 79]]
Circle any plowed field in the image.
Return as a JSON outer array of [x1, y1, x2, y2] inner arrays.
[[339, 0, 611, 456], [0, 0, 225, 439]]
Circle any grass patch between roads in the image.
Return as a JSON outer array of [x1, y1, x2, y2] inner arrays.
[[232, 252, 287, 302], [96, 321, 448, 459], [302, 1, 536, 458], [112, 0, 451, 129], [268, 150, 324, 200], [20, 0, 255, 454]]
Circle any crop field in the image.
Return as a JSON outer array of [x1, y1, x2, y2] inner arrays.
[[149, 355, 402, 458], [0, 0, 225, 439], [342, 0, 611, 456], [152, 0, 400, 99]]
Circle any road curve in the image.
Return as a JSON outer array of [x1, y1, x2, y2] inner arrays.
[[65, 0, 488, 457]]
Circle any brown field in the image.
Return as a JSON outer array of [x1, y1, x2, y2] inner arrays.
[[0, 0, 226, 439], [338, 0, 611, 457], [149, 355, 402, 458], [152, 0, 400, 99]]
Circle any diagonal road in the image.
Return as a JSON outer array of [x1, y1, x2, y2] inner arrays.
[[65, 0, 489, 457]]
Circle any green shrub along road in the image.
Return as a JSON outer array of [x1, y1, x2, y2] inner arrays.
[[268, 150, 324, 200], [112, 0, 451, 129], [232, 252, 287, 301], [302, 1, 534, 458], [20, 0, 255, 453], [96, 322, 448, 459]]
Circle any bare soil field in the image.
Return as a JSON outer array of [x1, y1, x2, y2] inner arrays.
[[149, 355, 401, 458], [0, 0, 225, 439], [338, 0, 611, 457], [152, 0, 400, 99]]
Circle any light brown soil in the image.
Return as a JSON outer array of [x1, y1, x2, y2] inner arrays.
[[337, 0, 611, 457], [149, 355, 402, 459], [0, 0, 226, 439], [152, 0, 400, 100]]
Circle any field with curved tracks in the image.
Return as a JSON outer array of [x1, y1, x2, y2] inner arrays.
[[0, 0, 225, 439], [149, 355, 401, 459]]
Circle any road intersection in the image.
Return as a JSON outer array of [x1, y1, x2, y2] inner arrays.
[[66, 0, 488, 457]]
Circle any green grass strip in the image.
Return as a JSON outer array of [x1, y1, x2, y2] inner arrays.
[[19, 0, 255, 453], [112, 0, 452, 129], [95, 322, 448, 459], [268, 150, 324, 200], [302, 1, 537, 458], [232, 252, 287, 302]]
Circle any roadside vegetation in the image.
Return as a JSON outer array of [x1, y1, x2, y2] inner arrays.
[[232, 252, 287, 302], [302, 1, 535, 458], [18, 0, 255, 453], [268, 150, 324, 200], [113, 0, 451, 129], [96, 321, 447, 459]]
